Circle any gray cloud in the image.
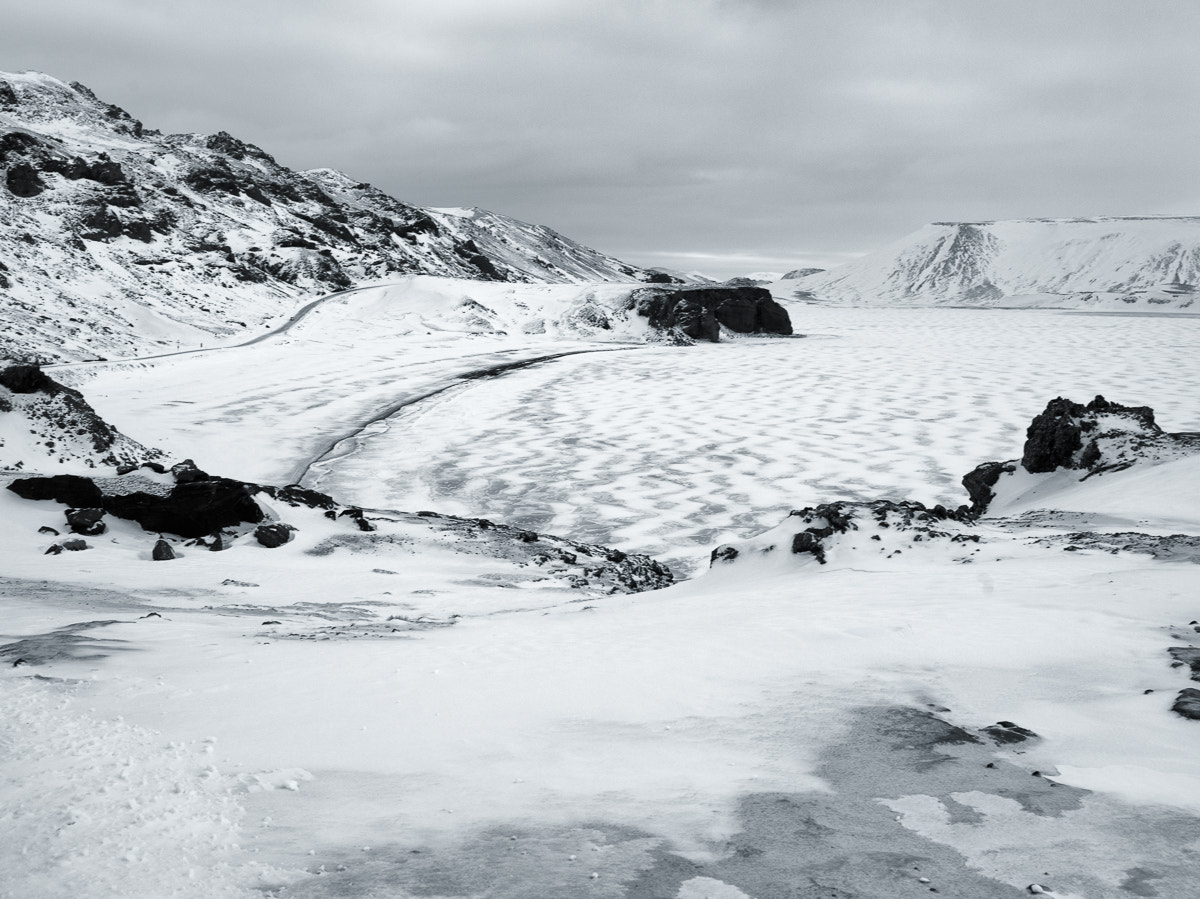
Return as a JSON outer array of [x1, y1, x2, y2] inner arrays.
[[5, 0, 1200, 278]]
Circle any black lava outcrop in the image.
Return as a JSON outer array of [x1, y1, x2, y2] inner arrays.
[[962, 461, 1017, 517], [1022, 395, 1161, 473], [963, 395, 1200, 516], [103, 478, 264, 538], [628, 285, 793, 342], [10, 470, 264, 538]]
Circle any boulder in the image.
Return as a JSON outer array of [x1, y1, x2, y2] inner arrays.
[[0, 364, 66, 395], [151, 539, 176, 561], [61, 538, 88, 551], [1172, 688, 1200, 721], [254, 523, 295, 548], [65, 507, 106, 536], [628, 285, 792, 342], [8, 475, 104, 507]]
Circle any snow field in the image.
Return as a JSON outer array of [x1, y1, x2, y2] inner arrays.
[[6, 287, 1200, 896]]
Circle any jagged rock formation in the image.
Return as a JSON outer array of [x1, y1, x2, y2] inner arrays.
[[627, 284, 793, 342], [963, 395, 1200, 514], [710, 395, 1200, 571], [0, 71, 653, 362], [778, 217, 1200, 309], [0, 362, 165, 471]]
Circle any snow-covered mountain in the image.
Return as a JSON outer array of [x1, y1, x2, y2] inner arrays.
[[776, 216, 1200, 310], [0, 71, 652, 362]]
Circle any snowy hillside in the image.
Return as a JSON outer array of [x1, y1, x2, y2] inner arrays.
[[776, 216, 1200, 310], [0, 71, 652, 362]]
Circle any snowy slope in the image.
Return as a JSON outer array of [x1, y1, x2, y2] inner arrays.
[[0, 71, 651, 363], [776, 216, 1200, 310]]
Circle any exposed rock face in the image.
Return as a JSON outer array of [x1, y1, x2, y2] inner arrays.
[[962, 461, 1017, 516], [0, 364, 165, 471], [958, 396, 1200, 516], [628, 285, 793, 342], [1021, 394, 1167, 473], [0, 71, 653, 362]]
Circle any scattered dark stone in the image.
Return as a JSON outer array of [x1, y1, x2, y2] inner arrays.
[[65, 507, 106, 536], [711, 544, 739, 564], [982, 721, 1039, 744], [517, 530, 538, 543], [61, 538, 88, 551], [8, 474, 103, 507], [44, 544, 63, 555], [262, 484, 336, 510], [254, 523, 295, 548], [1172, 688, 1200, 720], [37, 526, 59, 536], [1168, 647, 1200, 680], [221, 578, 258, 586], [170, 458, 210, 483], [337, 508, 378, 532], [151, 539, 176, 561], [209, 533, 228, 551], [262, 620, 282, 625], [791, 530, 826, 563]]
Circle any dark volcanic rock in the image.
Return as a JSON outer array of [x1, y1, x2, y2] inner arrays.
[[103, 479, 263, 538], [0, 363, 68, 395], [61, 538, 88, 551], [170, 458, 211, 483], [151, 538, 176, 560], [962, 461, 1017, 516], [1022, 395, 1160, 473], [65, 507, 106, 536], [1172, 688, 1200, 720], [260, 484, 337, 510], [6, 161, 45, 197], [981, 721, 1038, 744], [629, 285, 792, 342], [254, 523, 295, 548], [8, 475, 103, 507]]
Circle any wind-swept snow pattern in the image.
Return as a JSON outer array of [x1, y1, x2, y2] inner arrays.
[[5, 293, 1200, 897], [778, 216, 1200, 310]]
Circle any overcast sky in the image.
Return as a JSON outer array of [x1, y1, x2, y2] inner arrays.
[[6, 0, 1200, 278]]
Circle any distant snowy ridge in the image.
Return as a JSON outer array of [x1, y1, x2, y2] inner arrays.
[[0, 71, 653, 362], [775, 217, 1200, 310]]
